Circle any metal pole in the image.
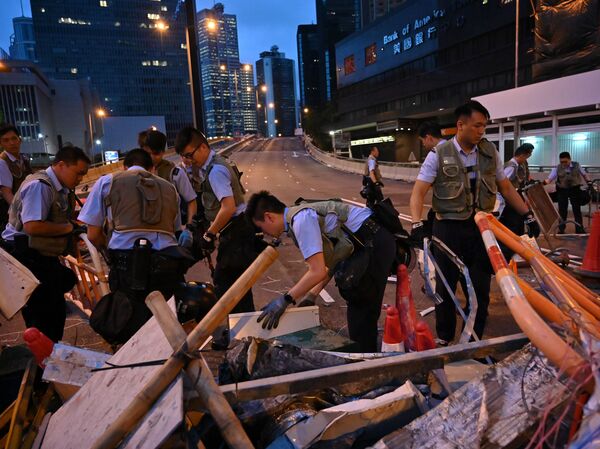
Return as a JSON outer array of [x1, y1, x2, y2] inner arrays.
[[513, 0, 520, 152], [87, 113, 95, 158], [184, 0, 204, 133]]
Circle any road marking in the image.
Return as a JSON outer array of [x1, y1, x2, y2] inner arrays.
[[387, 275, 397, 283], [420, 306, 435, 317], [341, 197, 411, 222], [310, 187, 316, 191], [292, 152, 299, 158], [319, 289, 335, 304]]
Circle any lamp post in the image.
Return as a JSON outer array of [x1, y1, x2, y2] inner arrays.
[[88, 108, 106, 163]]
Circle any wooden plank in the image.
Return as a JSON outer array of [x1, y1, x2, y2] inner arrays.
[[22, 386, 55, 449], [41, 299, 184, 449], [217, 333, 529, 403], [5, 359, 37, 449], [0, 401, 15, 431], [228, 306, 320, 341]]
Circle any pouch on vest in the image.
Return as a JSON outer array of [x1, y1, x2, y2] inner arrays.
[[137, 176, 163, 225], [129, 238, 153, 291]]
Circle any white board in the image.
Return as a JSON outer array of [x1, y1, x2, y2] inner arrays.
[[229, 306, 320, 340]]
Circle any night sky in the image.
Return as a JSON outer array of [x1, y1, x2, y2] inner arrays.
[[0, 0, 316, 68]]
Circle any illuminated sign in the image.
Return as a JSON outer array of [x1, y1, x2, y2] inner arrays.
[[382, 8, 446, 56], [351, 136, 395, 146], [104, 151, 119, 163]]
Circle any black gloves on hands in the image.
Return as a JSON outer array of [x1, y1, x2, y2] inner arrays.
[[71, 221, 87, 237], [199, 232, 216, 253], [257, 294, 294, 329], [523, 212, 541, 238], [410, 221, 426, 247]]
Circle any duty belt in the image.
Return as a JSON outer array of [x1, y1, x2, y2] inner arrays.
[[109, 250, 183, 273]]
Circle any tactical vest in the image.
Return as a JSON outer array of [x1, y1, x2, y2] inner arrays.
[[285, 200, 354, 271], [105, 170, 178, 235], [155, 158, 175, 182], [201, 154, 245, 222], [8, 171, 72, 257], [557, 162, 583, 189], [432, 139, 498, 220], [504, 158, 527, 189], [0, 152, 33, 194], [364, 155, 382, 183]]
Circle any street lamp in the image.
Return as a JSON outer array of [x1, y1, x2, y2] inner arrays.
[[303, 107, 309, 114], [268, 102, 274, 109], [261, 85, 267, 93]]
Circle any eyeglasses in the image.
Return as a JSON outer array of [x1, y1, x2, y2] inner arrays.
[[182, 145, 200, 160]]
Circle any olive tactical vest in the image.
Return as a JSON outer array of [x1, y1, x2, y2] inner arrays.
[[285, 200, 354, 271], [8, 171, 72, 256], [363, 155, 382, 183], [504, 158, 527, 189], [432, 139, 498, 220], [557, 162, 583, 189], [201, 154, 245, 222], [0, 151, 33, 194], [105, 170, 178, 235], [155, 158, 175, 182]]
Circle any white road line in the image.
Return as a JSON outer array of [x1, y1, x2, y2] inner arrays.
[[341, 197, 411, 222], [387, 275, 397, 283], [420, 306, 435, 317], [319, 289, 335, 304]]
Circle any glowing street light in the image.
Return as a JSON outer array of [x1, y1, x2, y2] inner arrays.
[[206, 19, 217, 31], [268, 102, 274, 109], [274, 119, 278, 124], [220, 64, 226, 71], [96, 108, 106, 117], [260, 85, 267, 92], [303, 107, 309, 113], [156, 21, 168, 31], [257, 103, 262, 108], [243, 64, 251, 71]]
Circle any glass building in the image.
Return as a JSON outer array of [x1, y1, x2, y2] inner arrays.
[[30, 0, 192, 143], [9, 17, 37, 62], [256, 46, 298, 137], [296, 24, 322, 110], [239, 63, 257, 134]]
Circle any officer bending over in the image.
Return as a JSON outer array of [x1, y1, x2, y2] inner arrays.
[[248, 192, 396, 352], [78, 149, 191, 343], [1, 146, 90, 341], [409, 101, 539, 345]]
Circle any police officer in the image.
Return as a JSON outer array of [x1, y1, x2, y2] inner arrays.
[[78, 148, 191, 343], [0, 124, 33, 229], [417, 121, 447, 152], [142, 130, 197, 246], [175, 127, 265, 346], [1, 146, 90, 342], [409, 101, 540, 345], [544, 151, 590, 234], [499, 143, 534, 237], [362, 146, 384, 207], [247, 191, 395, 352]]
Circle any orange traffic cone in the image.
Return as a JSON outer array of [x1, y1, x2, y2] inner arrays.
[[23, 327, 54, 368], [414, 320, 437, 351], [396, 264, 417, 351], [576, 212, 600, 278], [381, 306, 405, 352]]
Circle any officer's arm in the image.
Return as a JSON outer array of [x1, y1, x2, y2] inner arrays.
[[498, 178, 529, 215], [288, 252, 329, 301], [409, 180, 432, 223], [0, 186, 13, 204], [207, 196, 235, 235], [369, 169, 378, 184], [186, 199, 197, 226], [23, 220, 73, 237], [86, 224, 106, 249], [543, 168, 557, 185]]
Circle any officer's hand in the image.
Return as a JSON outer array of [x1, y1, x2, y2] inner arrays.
[[70, 221, 87, 237], [523, 212, 541, 238], [297, 292, 317, 307], [178, 229, 193, 249], [257, 295, 292, 329], [410, 222, 426, 247], [376, 181, 385, 188], [199, 232, 216, 253]]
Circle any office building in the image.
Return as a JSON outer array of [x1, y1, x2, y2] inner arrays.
[[30, 0, 192, 143], [9, 17, 37, 62], [360, 0, 406, 27], [296, 24, 322, 110], [239, 63, 257, 134]]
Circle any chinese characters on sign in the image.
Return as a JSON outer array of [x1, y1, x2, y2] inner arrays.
[[381, 8, 445, 57], [344, 55, 356, 75], [365, 43, 377, 66]]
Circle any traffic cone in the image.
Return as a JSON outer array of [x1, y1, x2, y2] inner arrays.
[[23, 327, 54, 368], [576, 212, 600, 278], [381, 306, 405, 352], [414, 320, 437, 351], [396, 264, 417, 351]]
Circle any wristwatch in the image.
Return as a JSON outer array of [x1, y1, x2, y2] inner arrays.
[[411, 221, 424, 229], [283, 292, 296, 305], [203, 231, 216, 242]]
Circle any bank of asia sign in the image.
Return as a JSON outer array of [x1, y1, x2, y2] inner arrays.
[[382, 8, 445, 56]]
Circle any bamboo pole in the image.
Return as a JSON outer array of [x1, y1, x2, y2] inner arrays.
[[90, 245, 278, 449], [21, 385, 55, 449], [145, 291, 254, 449], [5, 359, 37, 449]]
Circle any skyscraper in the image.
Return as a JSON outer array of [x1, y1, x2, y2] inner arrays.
[[9, 17, 37, 62], [197, 3, 246, 138], [239, 63, 257, 134], [360, 0, 406, 26], [30, 0, 192, 142], [256, 46, 298, 137], [297, 24, 322, 110]]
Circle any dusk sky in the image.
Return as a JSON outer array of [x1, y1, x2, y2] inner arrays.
[[0, 0, 316, 67]]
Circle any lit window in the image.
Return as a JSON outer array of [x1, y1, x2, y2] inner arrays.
[[344, 55, 355, 75], [180, 43, 187, 49], [147, 13, 160, 20], [161, 6, 168, 11], [71, 67, 78, 74], [114, 21, 120, 26], [99, 0, 108, 6], [40, 8, 46, 12], [142, 61, 150, 66]]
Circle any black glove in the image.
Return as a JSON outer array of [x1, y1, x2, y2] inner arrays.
[[257, 294, 294, 329], [523, 211, 540, 238], [71, 221, 87, 237], [297, 292, 317, 307], [410, 222, 426, 247], [375, 181, 385, 188], [199, 232, 216, 254]]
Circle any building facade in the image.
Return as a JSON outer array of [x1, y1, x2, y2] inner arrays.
[[239, 63, 257, 134], [256, 46, 298, 137], [360, 0, 406, 27], [296, 24, 322, 111], [9, 17, 37, 62], [30, 0, 192, 143]]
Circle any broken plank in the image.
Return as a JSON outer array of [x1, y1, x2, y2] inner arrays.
[[216, 333, 529, 403], [5, 359, 37, 449], [0, 401, 15, 431]]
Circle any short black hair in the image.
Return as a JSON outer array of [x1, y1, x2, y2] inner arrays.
[[124, 148, 153, 170], [138, 130, 149, 148], [0, 124, 20, 139], [454, 100, 490, 121], [145, 130, 167, 153], [559, 151, 571, 159], [174, 127, 209, 154], [515, 143, 534, 157], [246, 190, 286, 222], [417, 121, 442, 138], [53, 146, 91, 165]]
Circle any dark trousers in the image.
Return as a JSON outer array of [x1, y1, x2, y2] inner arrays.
[[432, 218, 493, 342], [362, 178, 384, 209], [214, 214, 265, 313], [9, 245, 77, 342], [339, 223, 396, 352], [499, 201, 525, 260], [557, 187, 584, 232]]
